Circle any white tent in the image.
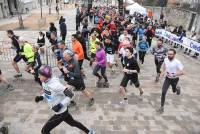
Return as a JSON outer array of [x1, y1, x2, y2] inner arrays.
[[125, 0, 135, 5], [126, 2, 147, 15]]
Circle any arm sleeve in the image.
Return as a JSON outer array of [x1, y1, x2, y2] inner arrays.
[[51, 81, 71, 106]]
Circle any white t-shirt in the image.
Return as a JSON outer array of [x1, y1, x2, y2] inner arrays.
[[164, 58, 184, 78], [119, 34, 132, 42]]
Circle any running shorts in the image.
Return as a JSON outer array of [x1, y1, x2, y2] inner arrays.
[[106, 53, 115, 63], [120, 74, 140, 88]]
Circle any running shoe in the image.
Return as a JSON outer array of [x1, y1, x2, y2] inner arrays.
[[68, 101, 77, 108], [119, 100, 128, 105], [155, 75, 159, 82], [176, 86, 181, 95], [88, 98, 94, 106], [14, 73, 22, 78], [103, 82, 109, 88], [88, 129, 95, 134], [156, 107, 164, 114], [6, 84, 15, 91], [139, 91, 144, 100], [98, 76, 102, 83]]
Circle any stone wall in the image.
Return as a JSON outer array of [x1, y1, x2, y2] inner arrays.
[[146, 6, 200, 34]]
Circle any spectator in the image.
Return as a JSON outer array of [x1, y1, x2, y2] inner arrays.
[[60, 18, 67, 41]]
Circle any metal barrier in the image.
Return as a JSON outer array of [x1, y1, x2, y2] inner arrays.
[[0, 41, 58, 68]]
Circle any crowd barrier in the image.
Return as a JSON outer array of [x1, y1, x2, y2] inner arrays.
[[0, 41, 57, 68], [155, 29, 200, 54]]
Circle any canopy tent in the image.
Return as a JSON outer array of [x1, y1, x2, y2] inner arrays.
[[125, 0, 135, 5], [126, 2, 147, 15]]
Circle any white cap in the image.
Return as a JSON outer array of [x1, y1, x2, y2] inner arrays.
[[18, 36, 25, 42], [63, 49, 74, 57]]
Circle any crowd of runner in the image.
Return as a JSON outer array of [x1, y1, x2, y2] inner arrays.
[[0, 5, 189, 134]]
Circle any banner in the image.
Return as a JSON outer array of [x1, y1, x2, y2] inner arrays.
[[155, 29, 200, 54]]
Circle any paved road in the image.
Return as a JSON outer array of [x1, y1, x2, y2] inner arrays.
[[0, 6, 200, 134]]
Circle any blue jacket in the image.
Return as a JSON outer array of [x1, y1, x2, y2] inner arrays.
[[138, 41, 149, 52]]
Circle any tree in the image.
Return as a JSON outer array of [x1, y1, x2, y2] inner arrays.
[[144, 0, 157, 6], [49, 0, 52, 14], [17, 0, 24, 29], [157, 0, 168, 7]]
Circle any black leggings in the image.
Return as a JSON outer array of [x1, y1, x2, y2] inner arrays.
[[155, 59, 164, 74], [161, 77, 179, 107], [139, 51, 146, 64], [93, 64, 108, 82], [41, 110, 89, 134], [147, 38, 152, 47]]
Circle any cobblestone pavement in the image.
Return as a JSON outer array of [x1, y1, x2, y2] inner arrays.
[[0, 6, 200, 134], [1, 41, 200, 134]]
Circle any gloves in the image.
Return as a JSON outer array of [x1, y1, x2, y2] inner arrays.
[[35, 96, 44, 103], [52, 103, 63, 112], [63, 89, 75, 99]]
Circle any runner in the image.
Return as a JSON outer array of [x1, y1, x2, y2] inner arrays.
[[57, 41, 69, 78], [18, 37, 35, 73], [152, 38, 168, 82], [76, 31, 90, 61], [7, 30, 24, 78], [157, 49, 184, 114], [29, 45, 42, 86], [63, 50, 95, 106], [119, 29, 132, 43], [104, 36, 116, 72], [0, 69, 14, 90], [145, 25, 154, 48], [89, 33, 99, 66], [35, 65, 95, 134], [71, 34, 84, 70], [119, 47, 143, 105], [93, 42, 109, 87], [138, 36, 149, 64]]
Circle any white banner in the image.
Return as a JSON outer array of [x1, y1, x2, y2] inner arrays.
[[155, 29, 200, 54]]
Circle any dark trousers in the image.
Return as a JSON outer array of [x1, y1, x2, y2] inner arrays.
[[34, 70, 42, 86], [76, 24, 80, 31], [147, 38, 152, 47], [155, 59, 164, 74], [61, 34, 66, 41], [41, 110, 89, 134], [93, 64, 108, 82], [161, 77, 179, 107], [139, 51, 146, 64]]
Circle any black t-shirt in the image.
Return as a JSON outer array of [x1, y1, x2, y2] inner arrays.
[[11, 35, 21, 53], [104, 42, 115, 54], [124, 56, 140, 77]]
